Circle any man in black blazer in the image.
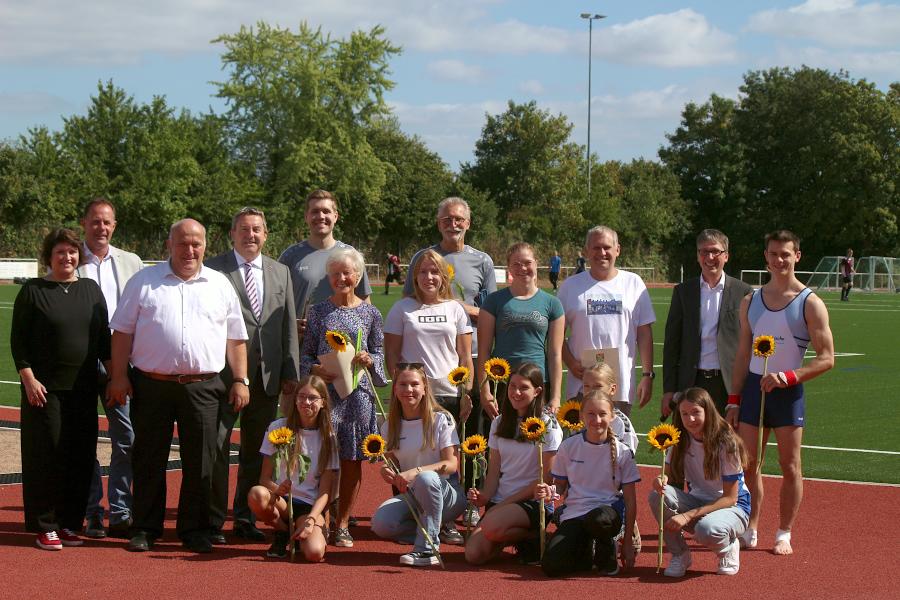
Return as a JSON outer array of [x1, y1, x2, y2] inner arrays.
[[662, 229, 753, 417], [206, 207, 300, 542]]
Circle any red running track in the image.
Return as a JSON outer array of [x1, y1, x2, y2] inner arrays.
[[0, 460, 897, 599]]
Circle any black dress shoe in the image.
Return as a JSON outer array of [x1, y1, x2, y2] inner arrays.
[[233, 522, 266, 542], [127, 531, 154, 552], [108, 518, 133, 540], [207, 530, 227, 545], [183, 535, 213, 553]]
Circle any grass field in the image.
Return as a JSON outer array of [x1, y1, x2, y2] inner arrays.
[[2, 282, 898, 483]]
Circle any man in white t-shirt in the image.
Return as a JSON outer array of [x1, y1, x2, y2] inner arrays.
[[558, 226, 655, 416]]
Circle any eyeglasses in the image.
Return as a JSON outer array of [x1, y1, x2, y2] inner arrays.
[[397, 362, 425, 371], [698, 249, 727, 258], [439, 216, 467, 225], [296, 394, 323, 403]]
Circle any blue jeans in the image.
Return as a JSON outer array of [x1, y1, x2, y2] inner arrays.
[[648, 486, 748, 555], [371, 471, 465, 553], [86, 397, 134, 525]]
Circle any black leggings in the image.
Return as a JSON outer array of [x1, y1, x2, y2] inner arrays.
[[541, 505, 621, 577]]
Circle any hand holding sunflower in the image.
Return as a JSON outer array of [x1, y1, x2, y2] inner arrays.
[[647, 423, 681, 573]]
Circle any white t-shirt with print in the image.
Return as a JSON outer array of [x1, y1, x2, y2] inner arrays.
[[558, 270, 656, 402], [488, 414, 563, 503], [550, 432, 641, 522], [384, 297, 472, 396], [259, 418, 339, 505], [381, 412, 459, 479]]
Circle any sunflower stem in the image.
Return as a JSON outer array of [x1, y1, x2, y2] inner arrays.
[[538, 442, 546, 560], [757, 356, 769, 470], [657, 450, 666, 573], [286, 448, 295, 562], [384, 455, 445, 569]]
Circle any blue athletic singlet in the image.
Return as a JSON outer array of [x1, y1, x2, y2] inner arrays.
[[747, 287, 812, 374]]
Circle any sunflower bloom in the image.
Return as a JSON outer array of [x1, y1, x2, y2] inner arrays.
[[326, 330, 350, 352], [484, 357, 511, 382], [647, 423, 681, 451], [268, 426, 294, 447], [557, 400, 584, 432], [448, 366, 470, 387], [520, 416, 547, 442], [446, 264, 455, 281], [752, 335, 776, 358], [361, 433, 387, 459], [461, 434, 488, 456]]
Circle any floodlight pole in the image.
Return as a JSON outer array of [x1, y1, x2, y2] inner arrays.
[[581, 13, 606, 202]]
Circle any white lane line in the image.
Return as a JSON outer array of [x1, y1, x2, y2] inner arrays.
[[635, 433, 898, 455]]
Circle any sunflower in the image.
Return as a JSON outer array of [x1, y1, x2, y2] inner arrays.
[[446, 263, 455, 281], [361, 433, 387, 459], [325, 330, 350, 352], [484, 357, 511, 382], [647, 423, 681, 452], [752, 335, 776, 358], [268, 426, 294, 447], [447, 366, 470, 387], [520, 416, 547, 442], [461, 434, 488, 456], [557, 400, 584, 432]]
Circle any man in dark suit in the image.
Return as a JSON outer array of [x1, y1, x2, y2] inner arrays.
[[206, 207, 300, 542], [662, 229, 753, 417]]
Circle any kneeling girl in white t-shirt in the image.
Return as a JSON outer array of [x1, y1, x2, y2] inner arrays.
[[649, 387, 750, 577], [247, 375, 339, 561], [370, 364, 466, 567], [537, 390, 640, 577], [465, 362, 563, 566]]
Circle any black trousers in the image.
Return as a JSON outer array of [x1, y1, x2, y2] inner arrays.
[[210, 375, 277, 529], [20, 389, 97, 533], [541, 505, 622, 577], [130, 371, 224, 540], [693, 370, 729, 417]]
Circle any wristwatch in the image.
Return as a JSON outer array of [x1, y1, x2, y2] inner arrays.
[[233, 377, 250, 386], [642, 371, 656, 379]]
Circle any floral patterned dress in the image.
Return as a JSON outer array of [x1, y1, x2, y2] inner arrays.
[[301, 300, 387, 460]]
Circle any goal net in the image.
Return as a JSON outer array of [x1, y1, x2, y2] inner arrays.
[[808, 256, 898, 293]]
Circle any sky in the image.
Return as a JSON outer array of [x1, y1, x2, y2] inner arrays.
[[1, 0, 898, 171]]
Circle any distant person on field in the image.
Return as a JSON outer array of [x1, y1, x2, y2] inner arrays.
[[549, 250, 562, 291], [839, 248, 855, 302], [77, 198, 143, 540], [384, 252, 403, 295], [662, 229, 752, 417], [728, 229, 834, 556], [575, 252, 586, 274]]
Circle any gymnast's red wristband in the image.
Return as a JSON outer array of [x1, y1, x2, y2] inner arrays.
[[784, 370, 799, 386], [727, 394, 741, 406]]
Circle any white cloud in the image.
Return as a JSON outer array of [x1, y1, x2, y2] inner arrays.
[[426, 59, 487, 83], [518, 79, 544, 95], [0, 91, 71, 114], [593, 9, 738, 67], [747, 1, 900, 48], [768, 44, 900, 73]]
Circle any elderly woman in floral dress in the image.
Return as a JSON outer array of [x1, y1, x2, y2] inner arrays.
[[301, 247, 386, 548]]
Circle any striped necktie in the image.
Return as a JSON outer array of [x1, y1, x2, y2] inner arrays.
[[243, 262, 261, 320]]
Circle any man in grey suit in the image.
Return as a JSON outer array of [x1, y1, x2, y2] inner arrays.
[[662, 229, 753, 417], [78, 198, 144, 539], [206, 207, 300, 542]]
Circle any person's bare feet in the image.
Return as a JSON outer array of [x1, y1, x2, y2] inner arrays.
[[773, 529, 793, 555]]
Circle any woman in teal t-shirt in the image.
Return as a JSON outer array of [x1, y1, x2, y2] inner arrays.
[[477, 242, 564, 418]]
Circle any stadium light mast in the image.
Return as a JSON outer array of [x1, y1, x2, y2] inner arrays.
[[581, 12, 606, 201]]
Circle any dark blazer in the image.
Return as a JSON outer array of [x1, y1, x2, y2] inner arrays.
[[205, 251, 299, 396], [663, 274, 753, 395]]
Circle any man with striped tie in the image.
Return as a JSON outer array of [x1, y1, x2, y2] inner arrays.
[[205, 207, 300, 544]]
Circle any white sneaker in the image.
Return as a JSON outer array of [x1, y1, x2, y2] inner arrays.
[[739, 528, 757, 549], [399, 550, 440, 567], [664, 549, 692, 577], [717, 539, 740, 575]]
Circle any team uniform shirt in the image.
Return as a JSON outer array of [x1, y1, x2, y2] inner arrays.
[[550, 432, 640, 522], [403, 244, 497, 351], [259, 418, 339, 505], [666, 436, 751, 517], [612, 408, 639, 452], [384, 297, 472, 396], [381, 412, 459, 480], [488, 414, 562, 503], [558, 270, 655, 402], [481, 288, 564, 381], [698, 273, 725, 370], [747, 287, 812, 374], [278, 240, 372, 316], [840, 256, 854, 278], [110, 262, 248, 374]]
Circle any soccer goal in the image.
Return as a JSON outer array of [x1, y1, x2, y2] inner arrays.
[[808, 256, 898, 293]]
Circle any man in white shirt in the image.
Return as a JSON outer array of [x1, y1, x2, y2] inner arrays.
[[558, 226, 655, 416], [662, 229, 752, 417], [206, 207, 299, 543], [77, 198, 144, 540], [108, 219, 249, 554]]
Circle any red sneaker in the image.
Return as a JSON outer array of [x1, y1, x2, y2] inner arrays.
[[58, 528, 84, 546], [36, 531, 63, 551]]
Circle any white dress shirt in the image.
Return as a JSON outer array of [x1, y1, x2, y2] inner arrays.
[[82, 244, 121, 317], [698, 273, 725, 370], [234, 249, 264, 301], [110, 261, 248, 374]]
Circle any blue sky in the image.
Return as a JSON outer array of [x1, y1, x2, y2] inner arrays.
[[1, 0, 898, 171]]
